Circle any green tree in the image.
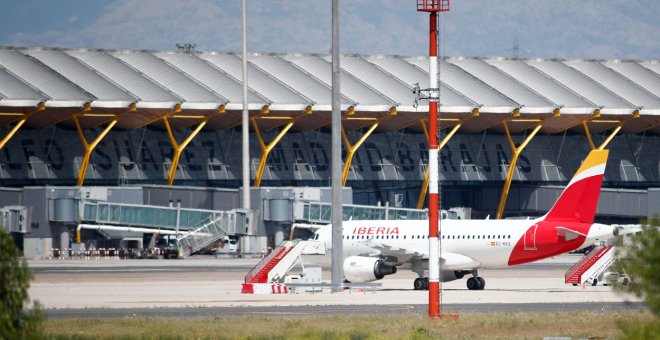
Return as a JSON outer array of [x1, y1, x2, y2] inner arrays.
[[616, 215, 660, 339], [0, 229, 42, 339], [618, 216, 660, 313]]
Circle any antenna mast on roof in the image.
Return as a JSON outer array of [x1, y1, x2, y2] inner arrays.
[[513, 33, 520, 59], [176, 43, 197, 53]]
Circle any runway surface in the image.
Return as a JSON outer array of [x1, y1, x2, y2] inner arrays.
[[28, 254, 645, 318], [45, 302, 647, 319]]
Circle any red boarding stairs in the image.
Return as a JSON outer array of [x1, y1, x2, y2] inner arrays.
[[565, 245, 614, 285], [242, 240, 300, 294]]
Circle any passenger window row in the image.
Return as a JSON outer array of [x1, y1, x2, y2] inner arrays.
[[442, 235, 512, 240], [342, 234, 512, 240]]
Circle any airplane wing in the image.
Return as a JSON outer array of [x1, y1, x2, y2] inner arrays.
[[363, 239, 424, 264], [364, 239, 480, 270]]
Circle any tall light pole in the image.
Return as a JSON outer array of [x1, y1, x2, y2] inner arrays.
[[241, 0, 251, 252], [416, 0, 450, 319], [330, 0, 344, 293]]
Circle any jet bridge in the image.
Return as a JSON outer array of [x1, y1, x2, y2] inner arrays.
[[78, 199, 252, 255]]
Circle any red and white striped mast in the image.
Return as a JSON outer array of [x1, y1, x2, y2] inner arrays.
[[416, 0, 450, 319]]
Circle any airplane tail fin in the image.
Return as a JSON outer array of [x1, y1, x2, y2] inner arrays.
[[543, 149, 609, 224]]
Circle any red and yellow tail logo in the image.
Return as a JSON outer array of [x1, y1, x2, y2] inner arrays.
[[543, 150, 609, 224]]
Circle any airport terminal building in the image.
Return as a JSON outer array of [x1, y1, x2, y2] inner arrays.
[[0, 46, 658, 257]]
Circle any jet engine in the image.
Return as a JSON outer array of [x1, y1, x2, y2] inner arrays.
[[343, 256, 397, 282]]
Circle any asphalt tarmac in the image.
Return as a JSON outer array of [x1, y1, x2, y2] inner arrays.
[[45, 302, 647, 319], [28, 253, 645, 318]]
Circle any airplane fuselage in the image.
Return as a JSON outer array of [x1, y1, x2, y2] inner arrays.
[[313, 150, 615, 290], [319, 218, 613, 269]]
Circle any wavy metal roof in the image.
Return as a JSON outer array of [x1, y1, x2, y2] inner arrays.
[[407, 56, 519, 113], [338, 55, 413, 110], [155, 51, 268, 111], [0, 49, 92, 107], [0, 46, 657, 134], [112, 50, 225, 111], [25, 48, 137, 109], [641, 61, 660, 76], [363, 55, 476, 113], [447, 57, 556, 114], [66, 49, 180, 109], [249, 53, 351, 112], [0, 67, 46, 107], [199, 52, 310, 111], [287, 54, 396, 111], [604, 60, 660, 103], [484, 58, 595, 114], [565, 60, 660, 115], [527, 59, 638, 115]]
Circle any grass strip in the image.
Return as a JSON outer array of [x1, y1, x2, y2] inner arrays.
[[41, 310, 655, 339]]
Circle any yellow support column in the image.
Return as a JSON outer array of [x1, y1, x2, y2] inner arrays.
[[75, 104, 136, 186], [74, 116, 119, 186], [582, 120, 597, 150], [495, 120, 544, 219], [415, 109, 478, 209], [415, 119, 464, 209], [597, 123, 624, 150], [341, 119, 382, 186], [164, 115, 211, 186], [0, 103, 45, 150], [0, 116, 29, 151], [252, 115, 300, 187], [583, 111, 637, 151]]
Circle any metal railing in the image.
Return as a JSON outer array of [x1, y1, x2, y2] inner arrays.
[[177, 211, 236, 256]]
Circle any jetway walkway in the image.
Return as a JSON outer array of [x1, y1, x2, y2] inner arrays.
[[79, 199, 251, 256], [298, 201, 464, 224], [78, 198, 433, 257], [81, 200, 431, 232], [80, 200, 244, 231]]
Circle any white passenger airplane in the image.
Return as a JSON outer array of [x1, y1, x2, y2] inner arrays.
[[313, 149, 622, 290]]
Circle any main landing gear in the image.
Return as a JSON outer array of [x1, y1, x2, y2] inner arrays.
[[413, 277, 429, 290], [412, 272, 486, 291], [467, 270, 485, 290]]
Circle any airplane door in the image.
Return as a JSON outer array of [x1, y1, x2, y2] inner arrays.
[[524, 224, 538, 250]]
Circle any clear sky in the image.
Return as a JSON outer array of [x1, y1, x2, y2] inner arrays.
[[1, 0, 658, 60]]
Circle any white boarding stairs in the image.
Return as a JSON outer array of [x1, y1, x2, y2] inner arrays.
[[581, 246, 616, 285], [267, 241, 325, 283], [242, 240, 325, 294], [565, 245, 616, 286]]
